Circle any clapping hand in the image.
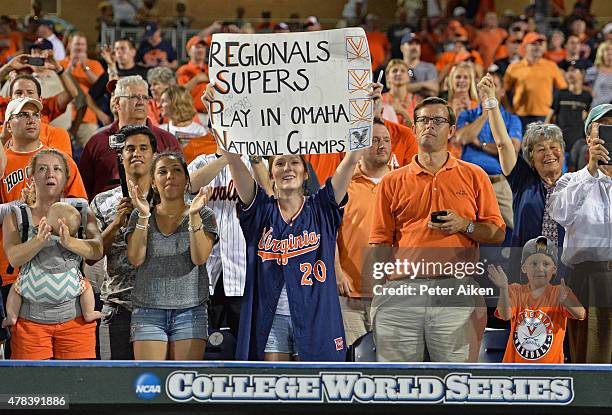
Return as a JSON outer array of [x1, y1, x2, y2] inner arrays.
[[189, 187, 211, 215], [57, 218, 72, 247], [35, 217, 52, 243], [128, 180, 149, 217]]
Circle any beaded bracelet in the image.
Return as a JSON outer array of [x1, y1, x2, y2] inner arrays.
[[135, 223, 149, 231]]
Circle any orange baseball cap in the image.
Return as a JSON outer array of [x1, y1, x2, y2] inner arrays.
[[454, 51, 472, 63], [186, 36, 208, 50], [522, 32, 546, 45]]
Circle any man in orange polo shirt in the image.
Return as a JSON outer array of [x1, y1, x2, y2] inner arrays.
[[59, 32, 104, 147], [0, 75, 72, 157], [336, 118, 391, 346], [177, 36, 210, 120], [471, 12, 508, 69], [369, 97, 505, 362], [0, 97, 86, 327], [504, 32, 567, 132]]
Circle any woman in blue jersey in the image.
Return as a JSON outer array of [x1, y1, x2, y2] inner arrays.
[[207, 84, 381, 362]]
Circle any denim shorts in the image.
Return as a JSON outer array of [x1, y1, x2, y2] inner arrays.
[[130, 305, 208, 343], [264, 314, 298, 355]]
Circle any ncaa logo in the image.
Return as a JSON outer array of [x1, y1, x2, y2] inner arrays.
[[134, 372, 162, 400]]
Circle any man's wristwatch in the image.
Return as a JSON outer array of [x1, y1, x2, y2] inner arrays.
[[465, 220, 475, 234]]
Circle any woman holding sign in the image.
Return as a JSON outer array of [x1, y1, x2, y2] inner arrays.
[[204, 82, 382, 362]]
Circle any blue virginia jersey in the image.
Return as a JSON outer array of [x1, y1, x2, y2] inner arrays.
[[236, 178, 347, 361]]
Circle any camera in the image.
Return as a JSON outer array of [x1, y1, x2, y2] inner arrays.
[[25, 56, 45, 66], [109, 133, 126, 151]]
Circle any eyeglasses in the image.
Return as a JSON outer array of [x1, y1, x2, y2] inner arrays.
[[10, 112, 41, 121], [415, 116, 450, 126], [117, 94, 151, 102]]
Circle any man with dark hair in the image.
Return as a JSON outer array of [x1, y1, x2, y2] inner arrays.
[[551, 104, 612, 364], [136, 22, 177, 69], [89, 37, 149, 120], [0, 73, 74, 157], [558, 35, 592, 71], [90, 124, 156, 360], [369, 96, 505, 362], [546, 61, 592, 170], [400, 33, 439, 98]]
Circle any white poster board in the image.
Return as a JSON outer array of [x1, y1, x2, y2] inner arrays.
[[208, 28, 373, 156]]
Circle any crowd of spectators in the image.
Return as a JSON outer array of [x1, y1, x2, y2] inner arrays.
[[0, 0, 609, 364]]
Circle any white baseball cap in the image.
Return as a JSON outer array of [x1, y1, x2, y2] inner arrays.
[[5, 97, 43, 121]]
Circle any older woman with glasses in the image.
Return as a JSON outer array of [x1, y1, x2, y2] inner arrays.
[[479, 74, 565, 249]]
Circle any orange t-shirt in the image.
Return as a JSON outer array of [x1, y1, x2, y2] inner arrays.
[[4, 123, 72, 158], [59, 58, 104, 125], [498, 283, 581, 363], [305, 120, 417, 186], [303, 153, 344, 187], [504, 58, 568, 116], [177, 62, 209, 113], [0, 95, 65, 125], [544, 49, 567, 64], [0, 145, 87, 285], [337, 164, 386, 297], [382, 92, 417, 126], [366, 31, 389, 70], [369, 154, 504, 247], [471, 28, 508, 68], [182, 133, 217, 165]]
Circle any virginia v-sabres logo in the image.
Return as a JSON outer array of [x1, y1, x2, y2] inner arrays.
[[513, 308, 553, 360]]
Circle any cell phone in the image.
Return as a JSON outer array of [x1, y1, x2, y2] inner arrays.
[[597, 125, 612, 165], [25, 56, 45, 66], [431, 210, 448, 223]]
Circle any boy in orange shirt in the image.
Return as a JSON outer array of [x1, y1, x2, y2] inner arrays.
[[488, 236, 585, 363]]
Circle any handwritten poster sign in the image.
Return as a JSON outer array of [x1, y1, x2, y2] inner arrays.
[[208, 28, 373, 156]]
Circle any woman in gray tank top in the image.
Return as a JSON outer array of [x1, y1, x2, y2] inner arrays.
[[126, 151, 217, 360]]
